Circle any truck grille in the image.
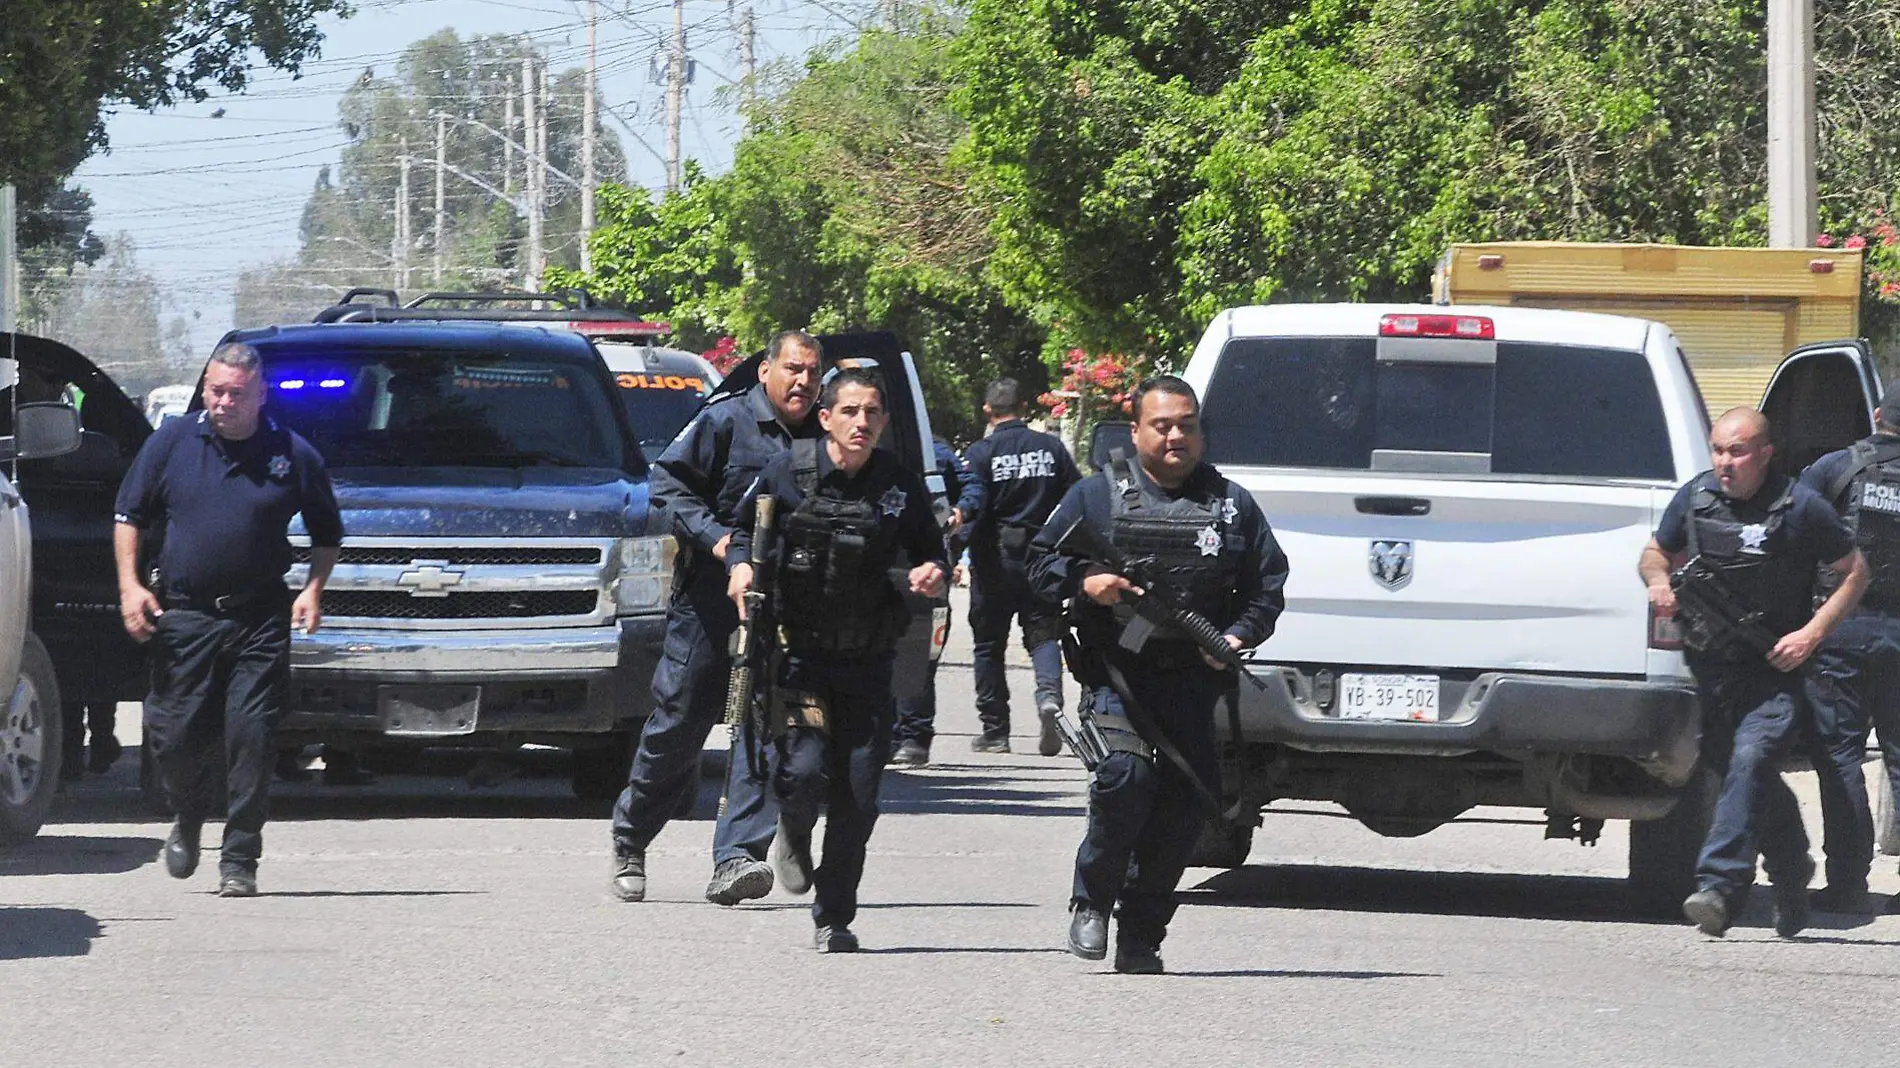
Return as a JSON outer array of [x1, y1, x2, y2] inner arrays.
[[323, 589, 600, 619], [293, 546, 605, 566]]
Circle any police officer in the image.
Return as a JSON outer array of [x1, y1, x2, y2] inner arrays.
[[958, 378, 1081, 755], [889, 436, 970, 767], [609, 330, 823, 906], [1029, 375, 1287, 974], [1797, 383, 1900, 915], [114, 341, 343, 897], [725, 367, 947, 951], [1640, 407, 1867, 938]]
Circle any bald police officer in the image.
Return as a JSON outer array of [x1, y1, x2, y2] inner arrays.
[[1030, 375, 1287, 973], [1640, 407, 1867, 938], [115, 341, 343, 897]]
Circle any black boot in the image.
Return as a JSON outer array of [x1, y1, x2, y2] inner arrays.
[[1067, 905, 1107, 960]]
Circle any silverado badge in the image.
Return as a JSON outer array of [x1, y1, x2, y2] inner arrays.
[[1369, 539, 1414, 591]]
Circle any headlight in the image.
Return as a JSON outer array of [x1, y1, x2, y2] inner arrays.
[[614, 536, 675, 614]]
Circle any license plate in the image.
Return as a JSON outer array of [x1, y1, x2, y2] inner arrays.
[[1338, 673, 1440, 722], [379, 685, 480, 736]]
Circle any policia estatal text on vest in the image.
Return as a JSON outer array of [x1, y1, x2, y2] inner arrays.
[[114, 342, 343, 898], [1639, 408, 1868, 939], [1029, 375, 1288, 974], [725, 367, 948, 953], [1797, 380, 1900, 916]]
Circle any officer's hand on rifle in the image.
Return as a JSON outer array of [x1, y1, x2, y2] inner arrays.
[[728, 562, 755, 618], [1201, 634, 1245, 671], [713, 532, 733, 563], [909, 561, 947, 598], [1081, 571, 1143, 606], [1768, 625, 1821, 673]]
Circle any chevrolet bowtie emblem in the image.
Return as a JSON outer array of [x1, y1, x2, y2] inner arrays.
[[397, 562, 466, 597]]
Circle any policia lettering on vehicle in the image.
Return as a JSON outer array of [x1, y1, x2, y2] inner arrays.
[[1797, 382, 1900, 915], [956, 377, 1081, 755], [113, 342, 343, 897], [1639, 408, 1868, 938], [1028, 376, 1287, 973], [725, 367, 948, 952], [888, 436, 970, 766], [609, 331, 823, 906]]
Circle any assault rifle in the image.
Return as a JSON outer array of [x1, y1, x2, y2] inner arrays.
[[1050, 516, 1269, 693], [1669, 555, 1800, 669], [723, 496, 780, 793]]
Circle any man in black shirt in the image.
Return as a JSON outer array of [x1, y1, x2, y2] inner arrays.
[[726, 368, 947, 951], [114, 341, 343, 897], [956, 378, 1080, 754], [1639, 408, 1866, 937]]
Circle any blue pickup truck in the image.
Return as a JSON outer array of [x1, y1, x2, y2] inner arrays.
[[197, 316, 672, 798]]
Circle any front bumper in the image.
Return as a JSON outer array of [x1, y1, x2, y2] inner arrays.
[[1231, 664, 1701, 785], [282, 615, 665, 737]]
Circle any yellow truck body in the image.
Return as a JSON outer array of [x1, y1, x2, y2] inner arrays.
[[1436, 241, 1864, 413]]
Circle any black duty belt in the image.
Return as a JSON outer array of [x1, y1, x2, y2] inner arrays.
[[163, 586, 286, 615], [783, 623, 901, 657]]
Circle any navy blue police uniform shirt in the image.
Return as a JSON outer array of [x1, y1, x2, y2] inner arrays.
[[956, 419, 1081, 542], [114, 410, 344, 599], [1027, 460, 1288, 649], [653, 383, 819, 575], [1798, 433, 1900, 507], [726, 446, 947, 572], [1653, 471, 1854, 565]]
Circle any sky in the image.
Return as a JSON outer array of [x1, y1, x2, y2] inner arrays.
[[70, 0, 874, 354]]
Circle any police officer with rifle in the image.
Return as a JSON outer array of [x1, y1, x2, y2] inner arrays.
[[1797, 381, 1900, 915], [726, 367, 947, 952], [1028, 375, 1288, 974], [1640, 408, 1867, 938]]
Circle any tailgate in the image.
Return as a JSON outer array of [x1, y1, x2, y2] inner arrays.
[[1238, 472, 1666, 676]]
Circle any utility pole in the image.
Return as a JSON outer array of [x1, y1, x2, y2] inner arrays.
[[396, 137, 412, 292], [666, 0, 685, 194], [0, 184, 16, 338], [434, 112, 448, 284], [522, 56, 543, 288], [540, 63, 553, 277], [883, 0, 899, 31], [739, 5, 756, 112], [581, 0, 598, 273], [503, 91, 516, 196], [1767, 0, 1818, 248]]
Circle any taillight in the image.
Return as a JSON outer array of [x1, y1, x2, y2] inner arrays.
[[1649, 601, 1683, 651], [1379, 313, 1495, 340]]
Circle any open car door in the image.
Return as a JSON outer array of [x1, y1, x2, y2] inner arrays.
[[701, 332, 950, 701], [0, 333, 154, 707], [1759, 339, 1880, 481]]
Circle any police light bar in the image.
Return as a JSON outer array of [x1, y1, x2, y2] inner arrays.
[[566, 320, 671, 340], [1379, 313, 1495, 340]]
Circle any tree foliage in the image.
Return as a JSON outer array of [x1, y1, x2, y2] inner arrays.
[[0, 1, 349, 185]]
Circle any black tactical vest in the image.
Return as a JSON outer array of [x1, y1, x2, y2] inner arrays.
[[1826, 438, 1900, 612], [775, 440, 909, 654], [1074, 452, 1241, 653], [1685, 473, 1812, 639]]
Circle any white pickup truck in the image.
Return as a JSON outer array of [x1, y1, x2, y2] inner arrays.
[[1180, 303, 1879, 914]]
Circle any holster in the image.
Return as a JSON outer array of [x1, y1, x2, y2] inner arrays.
[[772, 688, 831, 738]]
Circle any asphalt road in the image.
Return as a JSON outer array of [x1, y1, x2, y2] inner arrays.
[[5, 594, 1900, 1068]]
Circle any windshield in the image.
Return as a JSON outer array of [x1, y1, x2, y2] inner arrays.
[[1201, 336, 1675, 479], [615, 370, 711, 454], [259, 348, 629, 470]]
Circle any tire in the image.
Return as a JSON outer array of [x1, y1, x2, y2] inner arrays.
[[1875, 761, 1899, 858], [1187, 820, 1254, 869], [1628, 765, 1719, 918], [571, 733, 634, 801], [0, 634, 64, 845]]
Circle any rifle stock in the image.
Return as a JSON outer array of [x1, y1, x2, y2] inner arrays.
[[1668, 554, 1795, 666], [724, 495, 780, 771]]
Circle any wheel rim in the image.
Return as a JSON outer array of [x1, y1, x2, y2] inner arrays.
[[0, 676, 46, 805]]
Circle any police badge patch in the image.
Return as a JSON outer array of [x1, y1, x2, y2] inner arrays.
[[1195, 524, 1222, 557], [879, 486, 907, 517], [268, 454, 292, 480], [1738, 523, 1768, 553], [1221, 497, 1239, 523]]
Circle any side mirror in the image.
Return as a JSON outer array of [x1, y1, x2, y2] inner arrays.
[[1, 402, 83, 462]]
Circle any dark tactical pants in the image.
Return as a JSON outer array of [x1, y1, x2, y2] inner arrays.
[[611, 569, 777, 865], [143, 599, 291, 877], [1691, 657, 1813, 903], [773, 652, 896, 931], [1072, 662, 1221, 950], [1804, 612, 1900, 893], [968, 549, 1065, 738], [892, 611, 947, 751]]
